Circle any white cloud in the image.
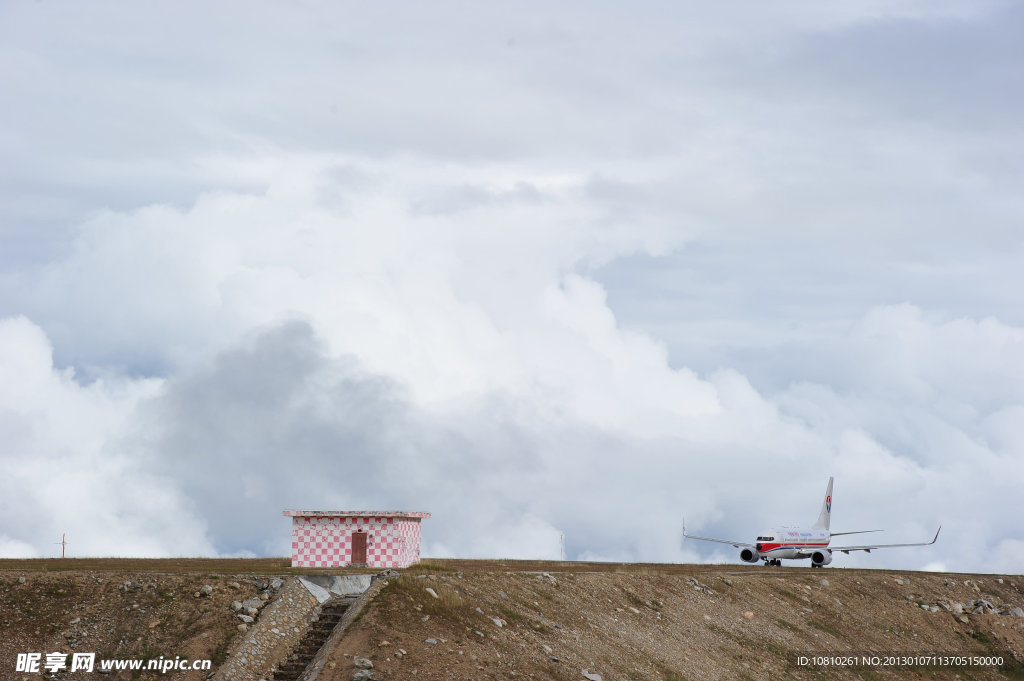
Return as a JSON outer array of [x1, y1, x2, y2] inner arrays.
[[0, 316, 214, 557], [0, 1, 1021, 573], [0, 535, 39, 559]]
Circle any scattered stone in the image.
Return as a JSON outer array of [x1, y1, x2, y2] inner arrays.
[[550, 656, 560, 662], [231, 601, 243, 612], [475, 630, 484, 637], [997, 578, 1004, 584], [148, 619, 160, 629], [17, 576, 26, 584], [228, 581, 241, 589], [237, 623, 248, 632], [425, 638, 438, 644], [499, 590, 509, 599], [1008, 608, 1024, 618], [957, 615, 970, 624], [421, 615, 430, 622], [199, 585, 213, 597], [582, 669, 602, 681], [543, 645, 553, 654], [70, 617, 81, 625], [270, 578, 284, 589], [743, 611, 754, 620], [819, 579, 830, 587], [237, 615, 254, 624], [425, 587, 439, 599], [491, 617, 503, 627], [244, 606, 258, 617], [920, 604, 930, 611], [353, 670, 375, 681], [628, 607, 640, 614], [722, 578, 733, 586], [353, 657, 374, 669]]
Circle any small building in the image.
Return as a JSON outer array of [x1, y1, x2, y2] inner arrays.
[[282, 510, 431, 568]]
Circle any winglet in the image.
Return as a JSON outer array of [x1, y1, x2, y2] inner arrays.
[[929, 525, 942, 544]]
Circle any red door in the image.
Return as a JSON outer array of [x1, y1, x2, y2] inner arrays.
[[351, 532, 367, 565]]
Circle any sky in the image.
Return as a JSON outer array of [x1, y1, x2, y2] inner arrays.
[[1, 1, 1021, 573]]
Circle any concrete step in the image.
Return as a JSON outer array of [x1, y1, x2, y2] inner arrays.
[[270, 601, 352, 681]]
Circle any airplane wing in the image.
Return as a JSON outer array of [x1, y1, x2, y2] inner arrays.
[[829, 529, 882, 536], [830, 526, 941, 554], [682, 522, 754, 549]]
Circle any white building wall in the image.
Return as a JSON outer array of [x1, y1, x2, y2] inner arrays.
[[288, 515, 424, 568]]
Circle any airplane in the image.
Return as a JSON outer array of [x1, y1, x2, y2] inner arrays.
[[682, 477, 940, 567]]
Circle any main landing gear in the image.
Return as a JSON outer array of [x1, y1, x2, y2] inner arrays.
[[763, 559, 782, 566]]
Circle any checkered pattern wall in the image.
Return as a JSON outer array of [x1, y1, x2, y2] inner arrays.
[[289, 515, 425, 568]]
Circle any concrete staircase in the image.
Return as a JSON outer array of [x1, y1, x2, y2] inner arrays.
[[271, 597, 356, 681]]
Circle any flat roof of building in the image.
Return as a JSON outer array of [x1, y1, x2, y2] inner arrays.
[[282, 510, 431, 519]]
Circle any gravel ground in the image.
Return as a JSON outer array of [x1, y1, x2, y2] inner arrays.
[[3, 561, 1023, 681], [323, 565, 1024, 681], [0, 569, 271, 680]]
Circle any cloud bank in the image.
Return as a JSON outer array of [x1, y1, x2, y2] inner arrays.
[[1, 1, 1021, 573]]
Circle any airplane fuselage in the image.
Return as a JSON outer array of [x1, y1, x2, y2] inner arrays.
[[753, 528, 830, 560]]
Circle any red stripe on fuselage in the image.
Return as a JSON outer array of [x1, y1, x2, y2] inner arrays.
[[757, 542, 829, 552]]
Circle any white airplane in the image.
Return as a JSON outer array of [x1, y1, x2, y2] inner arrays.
[[682, 477, 940, 568]]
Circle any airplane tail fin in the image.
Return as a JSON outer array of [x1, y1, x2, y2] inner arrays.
[[813, 477, 833, 530]]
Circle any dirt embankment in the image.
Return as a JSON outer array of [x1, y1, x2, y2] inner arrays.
[[328, 563, 1024, 681], [0, 568, 278, 680], [2, 560, 1023, 681]]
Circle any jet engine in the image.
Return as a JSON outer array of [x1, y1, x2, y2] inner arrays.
[[811, 550, 833, 567], [740, 548, 760, 563]]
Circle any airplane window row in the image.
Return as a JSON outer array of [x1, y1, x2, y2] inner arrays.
[[757, 536, 775, 541]]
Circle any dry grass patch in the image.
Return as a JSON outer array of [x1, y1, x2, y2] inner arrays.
[[386, 573, 469, 621]]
